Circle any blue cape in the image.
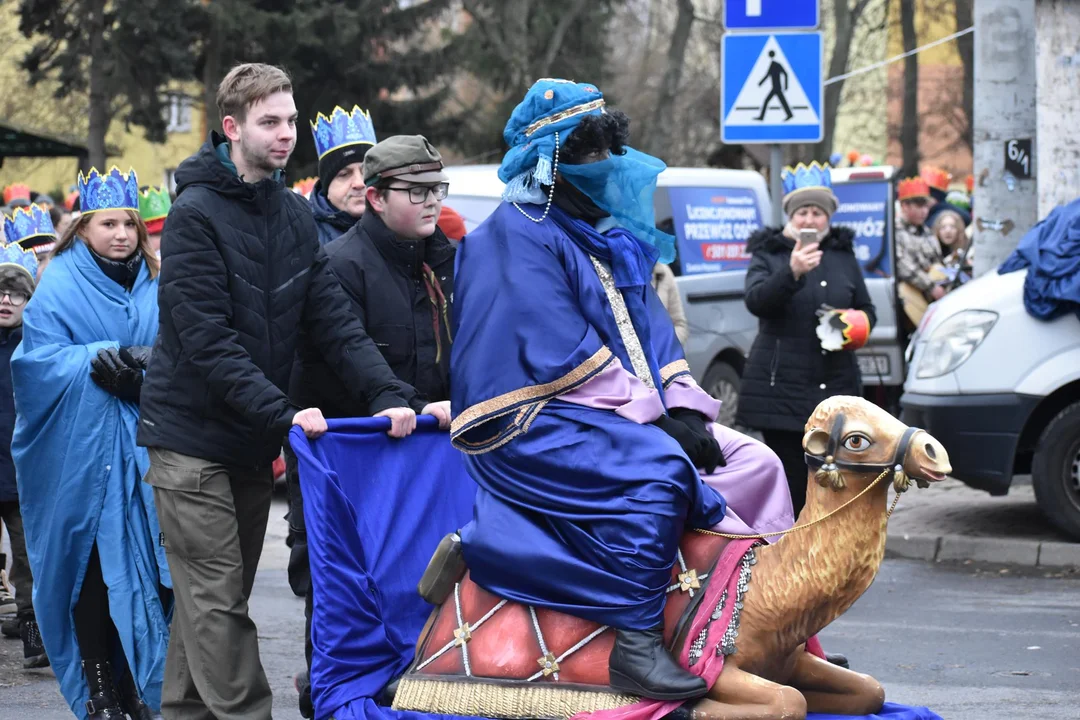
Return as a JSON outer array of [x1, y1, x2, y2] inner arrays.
[[292, 419, 941, 720], [11, 241, 170, 718], [999, 197, 1080, 320]]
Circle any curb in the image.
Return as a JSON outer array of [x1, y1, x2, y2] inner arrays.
[[885, 532, 1080, 569]]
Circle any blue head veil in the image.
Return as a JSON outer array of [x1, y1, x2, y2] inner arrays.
[[499, 79, 676, 263]]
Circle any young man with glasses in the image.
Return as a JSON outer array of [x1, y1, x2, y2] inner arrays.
[[289, 134, 454, 717]]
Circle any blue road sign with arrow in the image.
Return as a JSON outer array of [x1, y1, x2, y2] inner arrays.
[[724, 0, 819, 31], [721, 32, 823, 144]]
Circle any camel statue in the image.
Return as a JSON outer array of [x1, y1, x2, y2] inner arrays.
[[392, 396, 951, 720]]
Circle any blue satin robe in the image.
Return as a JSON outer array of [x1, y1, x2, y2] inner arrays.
[[12, 241, 170, 718], [450, 203, 726, 630]]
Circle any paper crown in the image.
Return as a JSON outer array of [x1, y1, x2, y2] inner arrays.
[[0, 240, 40, 282], [77, 167, 139, 214], [781, 162, 832, 196], [3, 184, 31, 206], [920, 166, 952, 192], [2, 203, 56, 248], [310, 106, 377, 160], [897, 177, 931, 201], [139, 186, 172, 223], [292, 177, 317, 198]]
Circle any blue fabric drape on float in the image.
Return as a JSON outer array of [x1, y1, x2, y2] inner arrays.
[[292, 416, 941, 720], [290, 417, 477, 720], [809, 703, 941, 720]]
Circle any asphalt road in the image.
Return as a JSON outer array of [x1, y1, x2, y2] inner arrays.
[[2, 498, 1078, 719]]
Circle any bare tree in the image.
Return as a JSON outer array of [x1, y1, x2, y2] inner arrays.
[[642, 0, 695, 159], [954, 0, 974, 151], [899, 0, 920, 177], [816, 0, 876, 161]]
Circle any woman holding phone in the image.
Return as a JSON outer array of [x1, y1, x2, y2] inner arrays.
[[735, 163, 876, 516]]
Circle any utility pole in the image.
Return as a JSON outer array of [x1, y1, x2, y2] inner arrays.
[[972, 0, 1037, 278], [1035, 0, 1080, 217]]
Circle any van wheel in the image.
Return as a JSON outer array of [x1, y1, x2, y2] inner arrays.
[[702, 362, 741, 429], [1032, 402, 1080, 541]]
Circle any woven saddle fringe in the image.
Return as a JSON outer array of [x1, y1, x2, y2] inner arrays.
[[392, 676, 640, 720]]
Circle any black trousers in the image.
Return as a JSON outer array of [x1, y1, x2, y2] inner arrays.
[[761, 429, 809, 518], [74, 544, 112, 662]]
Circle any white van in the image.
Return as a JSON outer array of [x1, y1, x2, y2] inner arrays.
[[901, 268, 1080, 540]]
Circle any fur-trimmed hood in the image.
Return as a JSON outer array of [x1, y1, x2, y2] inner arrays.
[[745, 225, 856, 256]]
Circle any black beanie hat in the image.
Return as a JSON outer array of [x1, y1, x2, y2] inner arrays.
[[318, 145, 370, 191]]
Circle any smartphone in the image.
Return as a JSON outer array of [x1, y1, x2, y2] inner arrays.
[[799, 228, 819, 248]]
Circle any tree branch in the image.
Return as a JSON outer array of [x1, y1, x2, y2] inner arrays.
[[534, 0, 591, 79]]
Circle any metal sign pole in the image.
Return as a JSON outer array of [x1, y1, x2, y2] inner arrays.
[[770, 143, 784, 226]]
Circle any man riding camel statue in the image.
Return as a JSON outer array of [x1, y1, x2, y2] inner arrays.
[[447, 78, 795, 702]]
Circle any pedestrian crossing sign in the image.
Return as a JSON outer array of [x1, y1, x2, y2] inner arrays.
[[721, 32, 823, 144]]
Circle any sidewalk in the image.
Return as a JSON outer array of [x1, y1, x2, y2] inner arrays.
[[884, 477, 1080, 570]]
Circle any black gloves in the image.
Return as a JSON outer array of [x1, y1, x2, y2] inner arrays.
[[90, 347, 144, 404], [119, 345, 152, 370], [653, 408, 726, 474]]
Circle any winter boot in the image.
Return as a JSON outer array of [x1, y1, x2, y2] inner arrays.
[[608, 625, 707, 701], [116, 663, 161, 720], [82, 659, 125, 719], [20, 617, 49, 669], [1, 614, 20, 638]]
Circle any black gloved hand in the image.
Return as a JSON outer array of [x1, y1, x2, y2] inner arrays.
[[670, 407, 726, 473], [90, 347, 143, 404], [119, 345, 152, 370], [654, 409, 725, 474]]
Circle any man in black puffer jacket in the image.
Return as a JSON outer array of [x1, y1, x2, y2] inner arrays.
[[138, 63, 417, 719]]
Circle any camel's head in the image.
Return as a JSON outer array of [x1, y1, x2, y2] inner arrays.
[[802, 396, 951, 492]]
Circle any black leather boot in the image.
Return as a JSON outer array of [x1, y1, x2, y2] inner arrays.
[[82, 659, 125, 719], [117, 663, 161, 720], [608, 625, 707, 700]]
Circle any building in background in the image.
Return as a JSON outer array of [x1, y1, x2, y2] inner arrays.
[[0, 13, 204, 196]]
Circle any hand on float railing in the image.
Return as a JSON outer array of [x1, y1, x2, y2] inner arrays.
[[421, 401, 452, 430], [375, 406, 417, 438]]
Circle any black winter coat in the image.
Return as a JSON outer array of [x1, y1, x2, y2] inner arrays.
[[138, 134, 411, 467], [735, 226, 877, 433], [0, 327, 20, 501], [291, 210, 455, 418]]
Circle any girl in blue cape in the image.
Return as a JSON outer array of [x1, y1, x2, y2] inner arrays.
[[450, 80, 793, 702], [12, 167, 170, 720]]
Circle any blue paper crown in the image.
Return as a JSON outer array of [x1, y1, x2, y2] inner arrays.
[[0, 241, 40, 282], [77, 167, 140, 214], [310, 106, 377, 160], [781, 162, 833, 197], [2, 203, 56, 246]]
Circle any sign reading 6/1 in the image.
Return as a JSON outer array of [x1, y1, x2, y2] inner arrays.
[[1005, 139, 1033, 179]]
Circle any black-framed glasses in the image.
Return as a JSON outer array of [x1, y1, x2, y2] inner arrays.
[[385, 183, 449, 204], [0, 291, 27, 307]]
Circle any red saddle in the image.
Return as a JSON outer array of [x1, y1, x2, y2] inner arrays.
[[393, 531, 754, 719]]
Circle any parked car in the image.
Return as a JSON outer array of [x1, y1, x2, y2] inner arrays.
[[441, 164, 907, 428], [901, 268, 1080, 540]]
